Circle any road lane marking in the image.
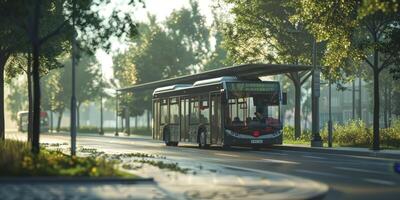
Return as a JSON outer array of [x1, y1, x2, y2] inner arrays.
[[334, 167, 389, 175], [261, 158, 299, 165], [295, 169, 344, 178], [302, 155, 326, 160], [214, 153, 240, 158], [364, 178, 396, 186]]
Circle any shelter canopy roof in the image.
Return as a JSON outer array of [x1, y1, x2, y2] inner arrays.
[[117, 63, 312, 93]]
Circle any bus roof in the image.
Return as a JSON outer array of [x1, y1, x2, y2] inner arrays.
[[153, 76, 280, 96], [118, 63, 312, 93]]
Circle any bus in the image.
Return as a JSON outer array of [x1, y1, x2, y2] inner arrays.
[[17, 111, 49, 133], [152, 76, 286, 148]]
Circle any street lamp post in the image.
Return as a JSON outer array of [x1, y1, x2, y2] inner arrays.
[[311, 38, 323, 147], [70, 0, 77, 156]]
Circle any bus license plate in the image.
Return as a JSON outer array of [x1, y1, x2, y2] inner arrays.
[[251, 139, 263, 144]]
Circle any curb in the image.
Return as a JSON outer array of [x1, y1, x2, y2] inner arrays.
[[0, 177, 154, 184], [270, 145, 400, 160]]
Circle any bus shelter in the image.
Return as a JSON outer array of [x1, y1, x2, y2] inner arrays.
[[116, 63, 322, 146]]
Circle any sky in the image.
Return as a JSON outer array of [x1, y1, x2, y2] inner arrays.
[[95, 0, 214, 81]]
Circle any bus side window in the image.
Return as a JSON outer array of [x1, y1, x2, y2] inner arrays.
[[190, 98, 199, 124], [200, 99, 209, 124], [160, 99, 168, 125]]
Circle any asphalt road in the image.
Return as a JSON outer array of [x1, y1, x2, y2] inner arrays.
[[7, 132, 400, 200]]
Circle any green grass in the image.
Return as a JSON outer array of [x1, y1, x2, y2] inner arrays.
[[283, 119, 400, 149], [0, 140, 135, 177]]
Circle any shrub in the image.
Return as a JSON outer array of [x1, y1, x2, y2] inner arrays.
[[0, 140, 134, 177], [285, 119, 400, 149], [332, 120, 371, 146], [381, 119, 400, 148]]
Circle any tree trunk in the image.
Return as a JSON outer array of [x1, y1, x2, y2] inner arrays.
[[294, 81, 301, 139], [27, 53, 33, 142], [31, 0, 41, 154], [0, 52, 9, 141], [56, 110, 63, 132]]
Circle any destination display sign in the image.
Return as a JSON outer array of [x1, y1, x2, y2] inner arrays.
[[226, 82, 279, 93]]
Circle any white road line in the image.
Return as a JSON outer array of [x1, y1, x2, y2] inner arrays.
[[295, 169, 344, 178], [302, 155, 326, 160], [334, 167, 389, 175], [364, 178, 396, 186], [261, 158, 299, 164], [214, 153, 240, 158]]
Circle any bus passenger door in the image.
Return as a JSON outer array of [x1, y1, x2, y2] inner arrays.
[[180, 98, 189, 142], [210, 93, 222, 144]]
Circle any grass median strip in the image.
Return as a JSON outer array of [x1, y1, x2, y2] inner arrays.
[[0, 140, 135, 178]]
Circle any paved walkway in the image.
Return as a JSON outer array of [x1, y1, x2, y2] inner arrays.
[[0, 182, 168, 200], [3, 131, 329, 200]]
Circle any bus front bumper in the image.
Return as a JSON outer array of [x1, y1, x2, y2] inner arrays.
[[223, 129, 283, 146]]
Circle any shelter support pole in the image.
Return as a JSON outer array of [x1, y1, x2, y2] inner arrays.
[[328, 79, 333, 147], [311, 38, 323, 147]]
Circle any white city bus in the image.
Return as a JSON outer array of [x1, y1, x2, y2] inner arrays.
[[152, 76, 286, 148]]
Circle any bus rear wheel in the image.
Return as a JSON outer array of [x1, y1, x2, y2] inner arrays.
[[198, 130, 209, 149]]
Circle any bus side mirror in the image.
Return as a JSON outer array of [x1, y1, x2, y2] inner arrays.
[[282, 92, 287, 105]]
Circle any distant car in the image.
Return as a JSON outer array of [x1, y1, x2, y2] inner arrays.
[[17, 111, 49, 133]]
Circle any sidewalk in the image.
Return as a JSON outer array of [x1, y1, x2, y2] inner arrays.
[[273, 144, 400, 159]]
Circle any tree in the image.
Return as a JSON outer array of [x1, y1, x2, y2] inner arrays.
[[295, 0, 400, 150], [203, 9, 234, 71], [114, 1, 210, 122], [222, 0, 315, 138], [0, 0, 31, 140], [62, 54, 102, 129], [2, 0, 139, 153], [6, 40, 66, 141]]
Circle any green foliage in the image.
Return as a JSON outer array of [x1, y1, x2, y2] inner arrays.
[[283, 125, 313, 143], [283, 119, 400, 149], [203, 10, 234, 71], [0, 140, 134, 177], [322, 120, 372, 147], [294, 0, 400, 79], [114, 1, 210, 116], [223, 0, 314, 65], [40, 54, 103, 119]]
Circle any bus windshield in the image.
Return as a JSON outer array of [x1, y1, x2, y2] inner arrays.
[[225, 92, 280, 131]]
